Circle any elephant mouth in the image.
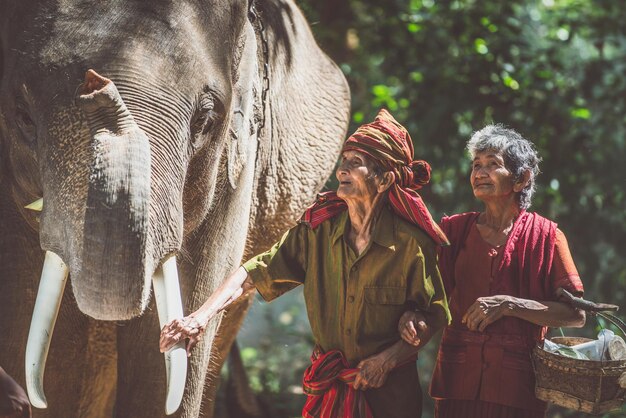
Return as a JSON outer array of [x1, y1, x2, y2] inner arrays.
[[25, 250, 188, 415]]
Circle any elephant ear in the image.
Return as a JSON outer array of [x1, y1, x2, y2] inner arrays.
[[246, 0, 350, 255]]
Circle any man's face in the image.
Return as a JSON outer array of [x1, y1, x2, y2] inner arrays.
[[336, 150, 381, 203]]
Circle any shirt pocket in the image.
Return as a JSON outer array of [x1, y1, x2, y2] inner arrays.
[[361, 286, 406, 342]]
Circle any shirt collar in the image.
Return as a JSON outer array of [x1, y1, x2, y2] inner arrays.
[[330, 205, 397, 251], [331, 211, 349, 245], [371, 205, 397, 251]]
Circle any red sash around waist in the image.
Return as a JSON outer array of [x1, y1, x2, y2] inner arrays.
[[302, 348, 373, 418]]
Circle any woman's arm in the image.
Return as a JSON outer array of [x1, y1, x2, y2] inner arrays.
[[398, 311, 438, 347], [462, 295, 586, 332], [159, 266, 254, 353]]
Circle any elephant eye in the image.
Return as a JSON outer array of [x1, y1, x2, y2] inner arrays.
[[190, 93, 219, 150], [15, 100, 37, 146]]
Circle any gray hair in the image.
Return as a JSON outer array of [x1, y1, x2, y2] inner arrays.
[[466, 124, 541, 210]]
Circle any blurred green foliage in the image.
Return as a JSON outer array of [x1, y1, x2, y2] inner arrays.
[[236, 0, 626, 417]]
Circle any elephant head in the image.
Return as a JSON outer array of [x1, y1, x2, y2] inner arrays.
[[0, 0, 349, 416]]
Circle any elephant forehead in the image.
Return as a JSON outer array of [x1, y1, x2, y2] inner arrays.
[[14, 1, 247, 73]]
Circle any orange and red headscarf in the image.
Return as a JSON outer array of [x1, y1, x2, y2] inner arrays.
[[301, 109, 449, 246]]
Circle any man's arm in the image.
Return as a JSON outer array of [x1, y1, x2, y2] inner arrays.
[[160, 225, 309, 355], [354, 312, 434, 390], [159, 266, 253, 354]]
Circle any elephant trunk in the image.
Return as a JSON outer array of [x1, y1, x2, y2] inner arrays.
[[27, 70, 188, 414], [74, 69, 153, 320]]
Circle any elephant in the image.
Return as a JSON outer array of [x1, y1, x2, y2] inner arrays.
[[0, 0, 350, 417]]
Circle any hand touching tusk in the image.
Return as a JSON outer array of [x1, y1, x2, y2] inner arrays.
[[152, 256, 187, 415]]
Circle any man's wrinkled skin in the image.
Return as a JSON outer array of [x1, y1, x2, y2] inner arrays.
[[0, 1, 349, 417]]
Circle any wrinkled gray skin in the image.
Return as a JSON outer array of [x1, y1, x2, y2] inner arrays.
[[0, 0, 349, 417]]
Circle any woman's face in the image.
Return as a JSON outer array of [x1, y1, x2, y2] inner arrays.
[[470, 150, 517, 202], [336, 150, 382, 203]]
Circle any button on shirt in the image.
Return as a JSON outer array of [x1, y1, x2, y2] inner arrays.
[[243, 205, 450, 366]]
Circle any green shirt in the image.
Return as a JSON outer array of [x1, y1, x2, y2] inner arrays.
[[243, 205, 450, 366]]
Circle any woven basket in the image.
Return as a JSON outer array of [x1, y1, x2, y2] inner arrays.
[[532, 336, 626, 415]]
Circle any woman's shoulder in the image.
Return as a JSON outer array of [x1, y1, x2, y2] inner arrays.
[[439, 212, 480, 237], [523, 211, 558, 234], [393, 211, 480, 249], [440, 211, 480, 225]]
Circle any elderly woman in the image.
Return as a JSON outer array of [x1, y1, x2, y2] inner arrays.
[[160, 110, 450, 418], [400, 125, 585, 418]]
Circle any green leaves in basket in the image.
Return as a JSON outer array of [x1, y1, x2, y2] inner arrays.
[[555, 346, 589, 360]]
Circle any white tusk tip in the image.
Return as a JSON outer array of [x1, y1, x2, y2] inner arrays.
[[164, 345, 187, 415], [27, 363, 48, 408], [27, 387, 48, 409], [30, 398, 48, 409]]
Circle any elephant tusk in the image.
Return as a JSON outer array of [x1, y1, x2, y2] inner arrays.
[[24, 198, 44, 211], [25, 251, 69, 409], [152, 256, 187, 415]]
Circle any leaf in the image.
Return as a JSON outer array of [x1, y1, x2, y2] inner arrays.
[[570, 107, 591, 119], [25, 198, 43, 212], [555, 346, 589, 360]]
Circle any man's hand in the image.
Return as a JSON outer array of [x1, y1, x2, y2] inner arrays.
[[398, 311, 428, 347], [462, 295, 519, 332], [353, 353, 393, 391], [0, 367, 31, 418], [159, 316, 206, 356]]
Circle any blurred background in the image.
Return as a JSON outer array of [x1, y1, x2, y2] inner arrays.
[[225, 1, 626, 417]]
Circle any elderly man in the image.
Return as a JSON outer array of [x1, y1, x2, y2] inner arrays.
[[160, 110, 450, 418]]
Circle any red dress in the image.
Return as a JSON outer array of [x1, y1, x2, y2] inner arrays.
[[430, 212, 584, 418]]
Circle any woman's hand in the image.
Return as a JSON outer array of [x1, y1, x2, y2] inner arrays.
[[467, 294, 583, 330], [353, 353, 394, 391], [398, 311, 428, 346], [463, 295, 519, 331], [159, 316, 206, 356]]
